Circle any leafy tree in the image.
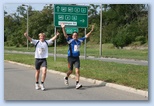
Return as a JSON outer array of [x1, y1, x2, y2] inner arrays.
[[4, 4, 148, 48], [100, 4, 148, 47]]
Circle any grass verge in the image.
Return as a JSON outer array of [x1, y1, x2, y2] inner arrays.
[[4, 53, 148, 90]]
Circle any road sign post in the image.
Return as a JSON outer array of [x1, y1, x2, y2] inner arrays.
[[54, 27, 57, 61], [84, 28, 87, 59]]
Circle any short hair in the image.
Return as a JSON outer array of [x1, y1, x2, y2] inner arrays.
[[38, 33, 46, 37], [72, 31, 78, 35]]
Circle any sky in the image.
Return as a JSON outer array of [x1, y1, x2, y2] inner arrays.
[[4, 3, 47, 14]]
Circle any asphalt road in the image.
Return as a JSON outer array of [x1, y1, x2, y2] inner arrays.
[[4, 61, 148, 100]]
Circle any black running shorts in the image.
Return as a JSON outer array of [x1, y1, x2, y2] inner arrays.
[[35, 58, 47, 70], [68, 56, 80, 71]]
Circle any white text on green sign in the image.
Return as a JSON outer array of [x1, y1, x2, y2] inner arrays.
[[54, 4, 88, 28], [55, 5, 88, 14]]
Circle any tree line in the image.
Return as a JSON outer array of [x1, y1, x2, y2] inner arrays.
[[4, 4, 148, 48]]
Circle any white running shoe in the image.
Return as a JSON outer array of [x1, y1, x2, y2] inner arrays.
[[35, 84, 40, 90], [76, 83, 82, 89], [40, 83, 45, 91], [64, 77, 69, 85]]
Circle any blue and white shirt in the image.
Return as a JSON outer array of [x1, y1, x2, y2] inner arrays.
[[66, 36, 86, 57]]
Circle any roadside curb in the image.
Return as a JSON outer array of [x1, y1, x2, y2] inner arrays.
[[5, 60, 148, 98]]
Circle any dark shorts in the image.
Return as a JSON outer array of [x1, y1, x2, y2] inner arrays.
[[68, 56, 80, 71], [35, 58, 47, 70]]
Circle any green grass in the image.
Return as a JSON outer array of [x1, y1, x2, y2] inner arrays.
[[4, 43, 148, 60], [4, 53, 148, 90]]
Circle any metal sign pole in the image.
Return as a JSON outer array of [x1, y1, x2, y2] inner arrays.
[[27, 6, 29, 50], [100, 4, 102, 56], [84, 28, 87, 59], [54, 27, 57, 61], [22, 4, 29, 50]]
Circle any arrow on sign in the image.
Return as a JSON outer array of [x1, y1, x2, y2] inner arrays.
[[56, 6, 60, 12], [80, 19, 85, 23]]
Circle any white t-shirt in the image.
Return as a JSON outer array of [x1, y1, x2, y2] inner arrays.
[[31, 39, 53, 58]]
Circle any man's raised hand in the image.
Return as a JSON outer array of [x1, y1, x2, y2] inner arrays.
[[24, 32, 28, 36], [91, 25, 94, 32], [61, 23, 65, 28], [56, 31, 60, 36]]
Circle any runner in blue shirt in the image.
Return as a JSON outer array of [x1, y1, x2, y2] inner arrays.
[[61, 23, 94, 89]]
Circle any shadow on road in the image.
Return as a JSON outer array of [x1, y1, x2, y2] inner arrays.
[[45, 82, 106, 91], [80, 82, 106, 90]]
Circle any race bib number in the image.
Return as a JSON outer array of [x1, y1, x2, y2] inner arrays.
[[74, 45, 80, 52], [38, 48, 45, 55]]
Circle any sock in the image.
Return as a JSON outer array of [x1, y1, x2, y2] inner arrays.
[[65, 77, 68, 80], [36, 82, 39, 84], [76, 81, 79, 85], [41, 81, 44, 84]]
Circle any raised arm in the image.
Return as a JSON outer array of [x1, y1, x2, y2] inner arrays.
[[51, 31, 60, 41], [61, 23, 68, 39], [24, 32, 32, 42], [85, 25, 94, 38]]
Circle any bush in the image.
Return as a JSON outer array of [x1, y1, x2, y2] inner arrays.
[[112, 25, 134, 49], [4, 41, 14, 46], [135, 36, 146, 44]]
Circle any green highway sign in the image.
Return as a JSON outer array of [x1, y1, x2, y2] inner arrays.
[[54, 4, 88, 28], [65, 27, 78, 34]]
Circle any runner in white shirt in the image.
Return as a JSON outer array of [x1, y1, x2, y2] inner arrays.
[[24, 32, 59, 91]]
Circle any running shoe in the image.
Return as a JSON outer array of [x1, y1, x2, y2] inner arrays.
[[76, 83, 82, 89], [35, 83, 40, 90], [64, 77, 69, 85], [40, 83, 45, 91]]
